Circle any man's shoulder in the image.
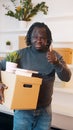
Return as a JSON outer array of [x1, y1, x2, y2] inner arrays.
[[18, 46, 31, 54]]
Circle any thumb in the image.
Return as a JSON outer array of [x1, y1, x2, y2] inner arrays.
[[49, 44, 53, 52]]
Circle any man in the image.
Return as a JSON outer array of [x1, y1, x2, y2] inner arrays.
[[0, 22, 71, 130]]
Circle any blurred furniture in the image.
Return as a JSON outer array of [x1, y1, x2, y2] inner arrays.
[[19, 36, 26, 49], [54, 48, 73, 64], [0, 112, 13, 130]]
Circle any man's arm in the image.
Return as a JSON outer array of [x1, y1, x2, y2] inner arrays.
[[47, 49, 71, 82], [53, 56, 71, 82]]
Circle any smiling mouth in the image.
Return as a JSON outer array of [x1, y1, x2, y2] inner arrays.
[[36, 44, 41, 47], [35, 44, 42, 49]]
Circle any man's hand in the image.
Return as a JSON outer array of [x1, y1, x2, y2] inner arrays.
[[0, 83, 8, 104], [47, 45, 58, 64]]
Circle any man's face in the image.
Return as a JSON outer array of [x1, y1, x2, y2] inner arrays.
[[31, 27, 48, 51]]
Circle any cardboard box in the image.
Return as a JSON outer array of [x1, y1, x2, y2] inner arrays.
[[1, 71, 42, 110]]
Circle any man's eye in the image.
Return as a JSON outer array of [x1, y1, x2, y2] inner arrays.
[[41, 37, 46, 40], [32, 36, 46, 40], [42, 37, 45, 39]]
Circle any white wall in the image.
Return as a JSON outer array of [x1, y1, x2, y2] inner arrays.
[[0, 0, 73, 55]]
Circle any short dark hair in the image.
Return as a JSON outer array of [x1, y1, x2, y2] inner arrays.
[[26, 22, 52, 47]]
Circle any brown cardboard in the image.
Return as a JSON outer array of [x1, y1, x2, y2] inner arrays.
[[1, 71, 42, 110]]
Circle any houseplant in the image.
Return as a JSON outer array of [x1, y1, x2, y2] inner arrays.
[[6, 52, 20, 63], [6, 40, 11, 50], [6, 40, 11, 46], [3, 0, 48, 21], [6, 52, 20, 73]]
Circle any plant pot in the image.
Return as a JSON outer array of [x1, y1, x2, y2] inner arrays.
[[6, 45, 11, 50], [6, 61, 18, 73], [19, 21, 28, 29]]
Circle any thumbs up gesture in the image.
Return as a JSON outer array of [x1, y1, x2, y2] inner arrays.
[[47, 45, 58, 64]]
